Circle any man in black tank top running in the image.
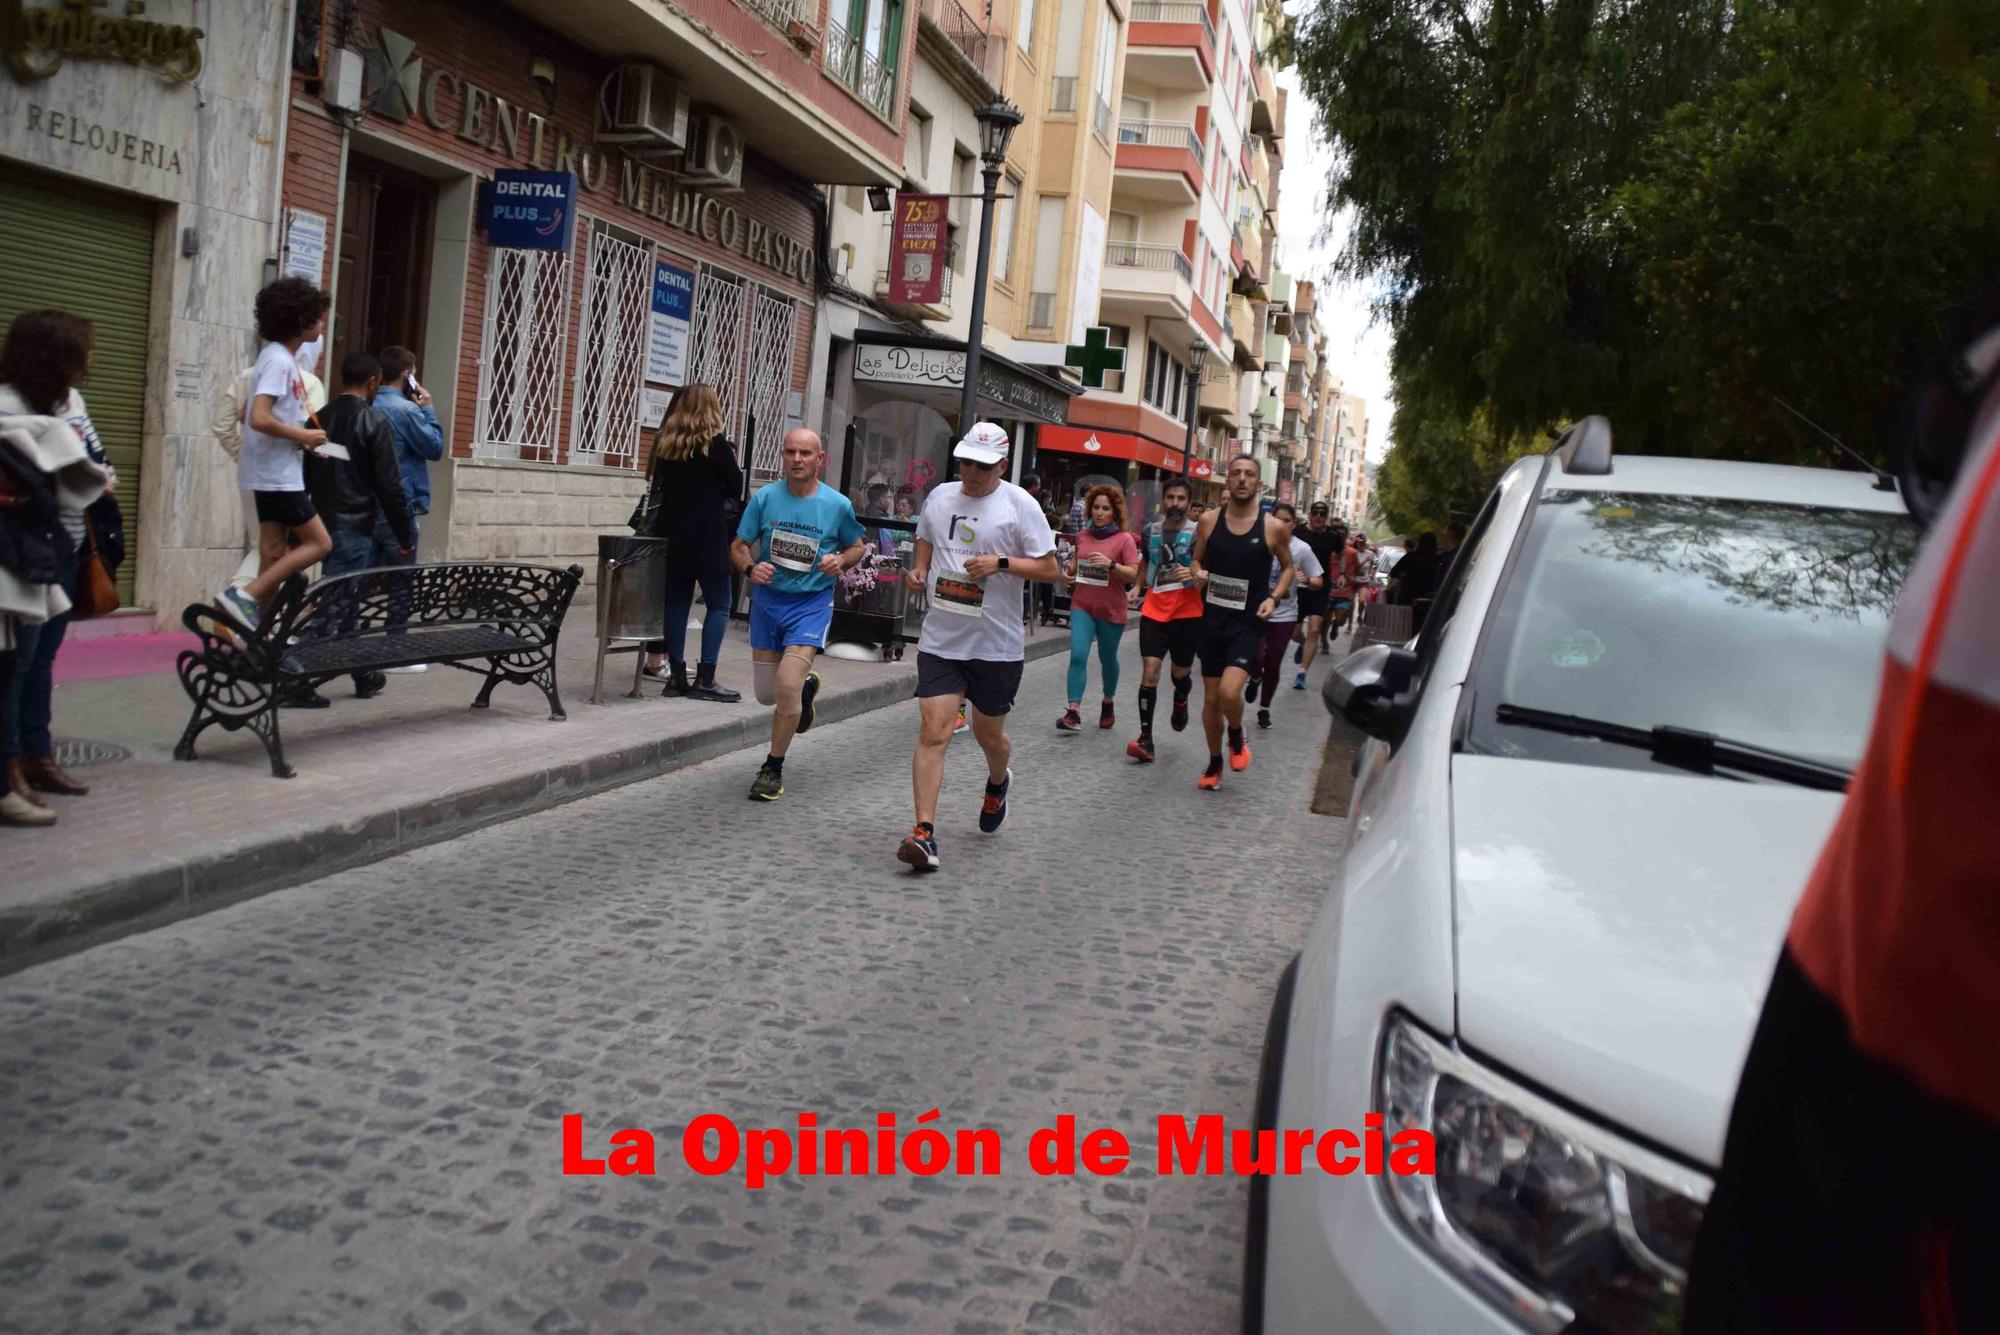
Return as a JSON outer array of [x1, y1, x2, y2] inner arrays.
[[1189, 454, 1294, 790]]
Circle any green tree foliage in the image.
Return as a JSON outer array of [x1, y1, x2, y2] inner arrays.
[[1294, 0, 2000, 519]]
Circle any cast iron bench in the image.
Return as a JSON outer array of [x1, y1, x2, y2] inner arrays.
[[174, 561, 583, 778]]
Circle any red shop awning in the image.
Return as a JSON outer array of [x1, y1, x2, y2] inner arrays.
[[1038, 425, 1187, 472]]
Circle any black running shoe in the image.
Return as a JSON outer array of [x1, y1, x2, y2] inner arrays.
[[797, 670, 822, 733], [1257, 707, 1272, 729], [978, 768, 1012, 833], [749, 762, 784, 802], [1170, 693, 1190, 732], [898, 826, 940, 871]]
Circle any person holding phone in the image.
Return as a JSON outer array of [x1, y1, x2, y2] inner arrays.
[[374, 348, 443, 557]]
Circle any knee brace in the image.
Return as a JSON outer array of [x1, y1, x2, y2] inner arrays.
[[753, 659, 779, 705]]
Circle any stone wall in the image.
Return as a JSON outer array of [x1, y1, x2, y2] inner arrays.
[[443, 459, 650, 604]]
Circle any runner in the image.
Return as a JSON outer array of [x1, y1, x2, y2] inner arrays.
[[1292, 501, 1344, 688], [1255, 502, 1323, 729], [1057, 484, 1141, 732], [731, 429, 865, 801], [1125, 477, 1203, 763], [1190, 455, 1294, 790], [897, 423, 1060, 871]]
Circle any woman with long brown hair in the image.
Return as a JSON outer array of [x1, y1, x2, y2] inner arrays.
[[1057, 483, 1140, 733], [0, 308, 114, 825], [639, 385, 745, 700]]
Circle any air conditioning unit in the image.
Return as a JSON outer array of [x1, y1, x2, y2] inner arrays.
[[597, 65, 690, 148], [682, 115, 745, 190]]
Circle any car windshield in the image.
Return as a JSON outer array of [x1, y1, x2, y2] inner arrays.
[[1467, 490, 1917, 774]]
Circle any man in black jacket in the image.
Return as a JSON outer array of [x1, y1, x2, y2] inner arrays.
[[306, 352, 417, 700]]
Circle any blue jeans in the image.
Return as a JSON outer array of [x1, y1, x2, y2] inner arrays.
[[1067, 609, 1126, 703], [323, 521, 413, 662], [1, 550, 78, 761], [661, 557, 732, 668]]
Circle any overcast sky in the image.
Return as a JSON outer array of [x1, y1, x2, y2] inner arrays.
[[1273, 67, 1393, 465]]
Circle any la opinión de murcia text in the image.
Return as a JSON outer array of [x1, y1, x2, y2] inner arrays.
[[564, 1111, 1437, 1188]]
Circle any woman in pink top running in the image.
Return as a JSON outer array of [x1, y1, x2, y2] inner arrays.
[[1059, 485, 1141, 732]]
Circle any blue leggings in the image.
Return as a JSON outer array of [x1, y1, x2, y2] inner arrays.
[[1067, 610, 1126, 702]]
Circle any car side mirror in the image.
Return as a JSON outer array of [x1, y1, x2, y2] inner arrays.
[[1323, 643, 1418, 746]]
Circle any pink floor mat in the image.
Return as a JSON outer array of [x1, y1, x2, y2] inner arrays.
[[53, 633, 196, 684]]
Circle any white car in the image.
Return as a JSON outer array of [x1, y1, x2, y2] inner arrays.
[[1249, 419, 1916, 1334]]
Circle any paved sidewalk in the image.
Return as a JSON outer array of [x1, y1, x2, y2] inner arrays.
[[0, 614, 1066, 973]]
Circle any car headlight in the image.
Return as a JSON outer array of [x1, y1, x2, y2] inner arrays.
[[1378, 1015, 1711, 1333]]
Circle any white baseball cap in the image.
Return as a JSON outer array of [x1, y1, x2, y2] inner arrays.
[[952, 421, 1011, 465]]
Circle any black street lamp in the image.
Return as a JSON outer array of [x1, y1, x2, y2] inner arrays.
[[958, 99, 1024, 441], [1180, 339, 1208, 486]]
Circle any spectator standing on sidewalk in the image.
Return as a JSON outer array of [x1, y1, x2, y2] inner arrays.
[[0, 309, 112, 825], [1056, 484, 1139, 734], [639, 385, 743, 701], [306, 352, 417, 702], [373, 349, 442, 543], [215, 277, 333, 635]]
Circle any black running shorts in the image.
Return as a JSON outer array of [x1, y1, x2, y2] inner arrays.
[[1138, 615, 1199, 669], [253, 489, 317, 527], [916, 653, 1025, 717], [1298, 588, 1329, 619], [1198, 617, 1263, 678]]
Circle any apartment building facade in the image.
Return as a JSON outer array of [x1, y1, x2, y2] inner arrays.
[[274, 0, 909, 601]]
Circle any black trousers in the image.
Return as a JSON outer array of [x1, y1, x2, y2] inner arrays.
[[1685, 946, 2000, 1333]]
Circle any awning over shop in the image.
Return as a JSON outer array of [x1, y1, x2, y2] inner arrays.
[[853, 330, 1078, 425], [1036, 425, 1187, 473]]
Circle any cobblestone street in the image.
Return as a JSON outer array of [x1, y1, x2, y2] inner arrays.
[[0, 644, 1339, 1335]]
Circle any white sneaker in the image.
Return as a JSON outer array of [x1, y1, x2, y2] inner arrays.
[[382, 664, 428, 675]]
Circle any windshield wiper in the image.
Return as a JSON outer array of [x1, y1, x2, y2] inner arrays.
[[1493, 703, 1852, 792]]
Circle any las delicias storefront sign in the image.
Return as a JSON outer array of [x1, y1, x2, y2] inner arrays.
[[366, 27, 813, 287]]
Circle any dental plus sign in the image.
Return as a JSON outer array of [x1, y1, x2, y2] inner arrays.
[[1064, 326, 1127, 389]]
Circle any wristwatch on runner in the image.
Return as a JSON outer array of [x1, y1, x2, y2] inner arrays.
[[998, 557, 1010, 572]]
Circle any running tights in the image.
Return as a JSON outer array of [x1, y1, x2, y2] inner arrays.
[[1258, 619, 1297, 707], [1068, 610, 1126, 702]]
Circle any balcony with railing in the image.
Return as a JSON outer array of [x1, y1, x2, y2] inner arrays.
[[1100, 241, 1195, 321], [1126, 1, 1216, 89], [1112, 120, 1203, 202], [825, 19, 897, 120], [1198, 357, 1238, 424], [919, 0, 989, 78], [739, 0, 812, 36], [1092, 94, 1113, 141]]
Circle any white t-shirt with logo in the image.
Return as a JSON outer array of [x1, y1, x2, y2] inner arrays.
[[916, 480, 1057, 663], [238, 341, 307, 492], [1269, 535, 1324, 623]]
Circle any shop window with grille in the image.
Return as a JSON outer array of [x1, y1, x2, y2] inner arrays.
[[474, 243, 574, 462], [690, 266, 751, 447], [744, 289, 803, 482], [571, 221, 652, 470]]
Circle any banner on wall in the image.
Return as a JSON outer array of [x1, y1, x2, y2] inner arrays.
[[484, 170, 578, 251], [887, 194, 948, 306], [647, 262, 694, 385]]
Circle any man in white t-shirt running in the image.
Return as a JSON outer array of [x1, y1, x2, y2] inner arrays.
[[897, 423, 1060, 872]]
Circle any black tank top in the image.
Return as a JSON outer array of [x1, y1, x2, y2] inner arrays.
[[1203, 507, 1273, 622]]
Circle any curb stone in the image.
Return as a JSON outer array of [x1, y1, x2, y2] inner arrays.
[[0, 636, 1064, 975]]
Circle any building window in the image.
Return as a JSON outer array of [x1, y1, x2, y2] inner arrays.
[[1018, 0, 1037, 53], [827, 0, 903, 118], [993, 174, 1020, 286], [570, 220, 652, 470], [474, 238, 574, 462], [1030, 195, 1065, 328], [1092, 8, 1118, 140]]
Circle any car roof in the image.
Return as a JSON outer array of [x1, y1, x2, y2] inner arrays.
[[1547, 454, 1908, 514]]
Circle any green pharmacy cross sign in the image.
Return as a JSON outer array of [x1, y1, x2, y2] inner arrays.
[[1064, 326, 1126, 390]]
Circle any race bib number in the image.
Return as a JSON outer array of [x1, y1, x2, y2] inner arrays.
[[769, 529, 819, 573], [1077, 557, 1110, 588], [1152, 571, 1185, 592], [932, 574, 986, 617], [1207, 574, 1250, 611]]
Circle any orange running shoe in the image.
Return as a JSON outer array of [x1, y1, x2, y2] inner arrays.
[[1198, 759, 1223, 791], [1229, 735, 1252, 771]]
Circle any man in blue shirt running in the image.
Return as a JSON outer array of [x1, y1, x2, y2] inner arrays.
[[731, 428, 866, 801]]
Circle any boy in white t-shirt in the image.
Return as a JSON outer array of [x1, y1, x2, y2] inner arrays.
[[216, 278, 334, 634], [895, 423, 1061, 872]]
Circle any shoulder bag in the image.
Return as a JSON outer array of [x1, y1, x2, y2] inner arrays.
[[73, 521, 120, 619]]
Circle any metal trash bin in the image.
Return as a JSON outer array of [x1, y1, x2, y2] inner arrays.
[[591, 534, 669, 703]]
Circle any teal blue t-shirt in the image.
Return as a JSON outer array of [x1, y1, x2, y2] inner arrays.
[[736, 480, 865, 595]]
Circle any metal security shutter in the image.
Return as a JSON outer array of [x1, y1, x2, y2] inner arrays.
[[0, 168, 156, 605]]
